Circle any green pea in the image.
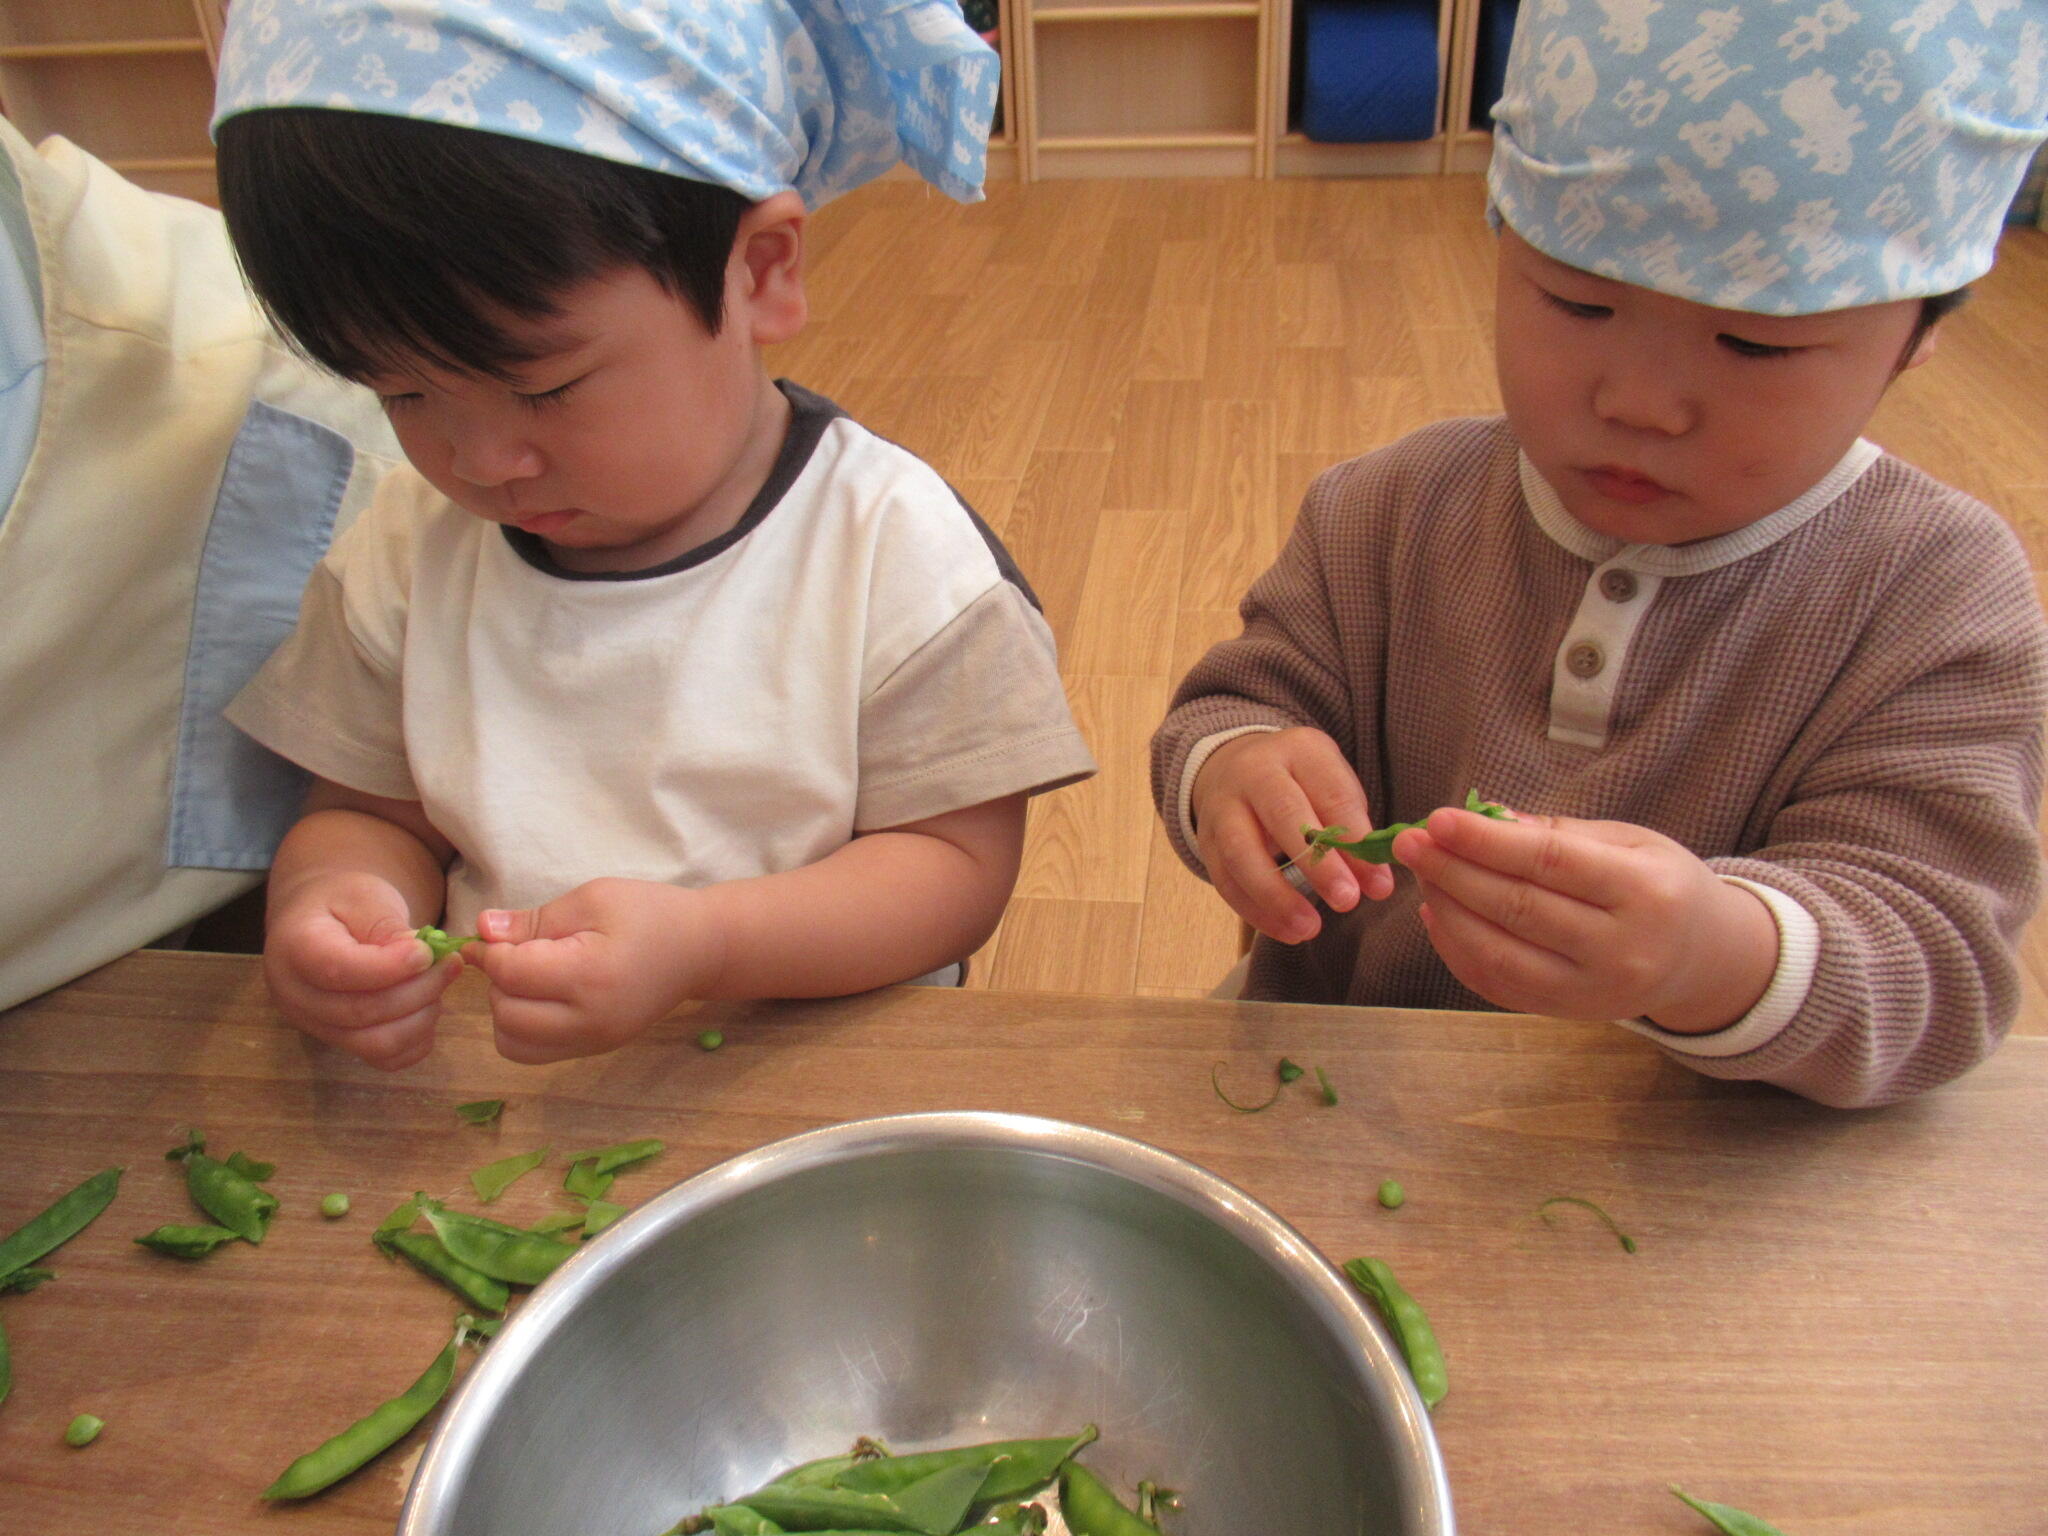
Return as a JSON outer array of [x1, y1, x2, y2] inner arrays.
[[264, 1320, 470, 1499], [1378, 1179, 1406, 1210], [1344, 1256, 1447, 1410], [64, 1413, 103, 1448], [321, 1193, 351, 1219], [1058, 1461, 1157, 1536], [697, 1029, 725, 1051]]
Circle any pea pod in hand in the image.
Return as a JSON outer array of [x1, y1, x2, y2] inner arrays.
[[1301, 789, 1513, 866], [1344, 1256, 1447, 1410], [263, 1318, 472, 1499]]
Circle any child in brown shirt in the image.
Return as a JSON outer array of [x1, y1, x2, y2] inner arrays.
[[1153, 6, 2048, 1106]]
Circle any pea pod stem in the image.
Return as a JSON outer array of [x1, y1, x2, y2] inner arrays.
[[1536, 1195, 1638, 1254], [1344, 1256, 1448, 1410], [263, 1318, 471, 1499]]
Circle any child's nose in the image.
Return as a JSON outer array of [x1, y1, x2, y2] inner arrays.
[[1592, 359, 1695, 437], [445, 426, 544, 488]]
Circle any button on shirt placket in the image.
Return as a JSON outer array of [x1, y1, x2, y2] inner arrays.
[[1550, 559, 1662, 749]]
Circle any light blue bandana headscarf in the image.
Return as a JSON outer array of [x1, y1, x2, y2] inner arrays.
[[1489, 1, 2048, 313], [212, 0, 1000, 207]]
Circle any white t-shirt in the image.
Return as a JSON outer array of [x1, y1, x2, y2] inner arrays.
[[229, 382, 1095, 929]]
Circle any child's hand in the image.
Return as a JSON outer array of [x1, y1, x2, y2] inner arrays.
[[1190, 727, 1398, 943], [1392, 806, 1779, 1031], [469, 879, 715, 1064], [263, 874, 461, 1071]]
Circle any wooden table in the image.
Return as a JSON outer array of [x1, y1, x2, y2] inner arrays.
[[2, 952, 2043, 1534]]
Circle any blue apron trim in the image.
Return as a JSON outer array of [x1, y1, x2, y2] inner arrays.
[[166, 400, 354, 870]]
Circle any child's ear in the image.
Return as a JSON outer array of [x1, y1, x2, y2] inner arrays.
[[1901, 321, 1939, 370], [733, 190, 808, 345]]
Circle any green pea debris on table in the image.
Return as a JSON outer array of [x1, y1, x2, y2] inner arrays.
[[661, 1425, 1174, 1536]]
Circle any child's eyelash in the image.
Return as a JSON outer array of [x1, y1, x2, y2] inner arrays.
[[377, 393, 422, 412], [1540, 290, 1611, 320], [516, 381, 578, 411], [1718, 335, 1799, 360]]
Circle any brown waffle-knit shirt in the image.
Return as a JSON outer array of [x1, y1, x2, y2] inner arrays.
[[1153, 416, 2048, 1107]]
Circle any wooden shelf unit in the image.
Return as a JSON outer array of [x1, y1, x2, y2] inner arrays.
[[0, 0, 227, 202]]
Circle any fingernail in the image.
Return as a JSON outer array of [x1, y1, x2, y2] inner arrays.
[[478, 911, 505, 942]]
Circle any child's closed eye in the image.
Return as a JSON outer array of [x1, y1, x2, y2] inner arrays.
[[515, 377, 583, 411], [1539, 288, 1612, 321], [1715, 333, 1801, 360]]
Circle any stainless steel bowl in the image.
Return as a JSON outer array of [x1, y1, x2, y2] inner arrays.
[[400, 1112, 1454, 1535]]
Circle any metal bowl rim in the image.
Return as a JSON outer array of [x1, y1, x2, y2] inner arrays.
[[399, 1109, 1455, 1534]]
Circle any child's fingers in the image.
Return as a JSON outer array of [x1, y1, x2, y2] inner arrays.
[[1416, 880, 1576, 1014], [1286, 745, 1387, 907], [1412, 806, 1638, 909], [269, 942, 458, 1032], [471, 933, 594, 1001], [486, 989, 625, 1065], [289, 911, 434, 994], [1201, 801, 1322, 942], [1394, 825, 1606, 960], [295, 1000, 442, 1072]]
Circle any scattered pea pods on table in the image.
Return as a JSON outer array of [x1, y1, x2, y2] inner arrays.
[[377, 1229, 510, 1313], [1057, 1461, 1159, 1536], [416, 1197, 574, 1286], [1344, 1256, 1448, 1410], [0, 1168, 123, 1282], [134, 1224, 242, 1259], [166, 1134, 277, 1244], [263, 1318, 472, 1500]]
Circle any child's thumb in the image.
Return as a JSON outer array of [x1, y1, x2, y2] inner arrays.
[[477, 907, 545, 945]]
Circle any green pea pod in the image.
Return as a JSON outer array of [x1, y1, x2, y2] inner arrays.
[[1057, 1462, 1156, 1536], [529, 1210, 586, 1237], [767, 1453, 860, 1490], [454, 1099, 505, 1125], [417, 926, 476, 964], [835, 1427, 1098, 1503], [705, 1508, 786, 1536], [0, 1168, 123, 1281], [378, 1229, 510, 1313], [561, 1137, 665, 1176], [1670, 1487, 1794, 1536], [582, 1199, 626, 1237], [0, 1313, 10, 1408], [741, 1466, 981, 1536], [263, 1319, 469, 1499], [1344, 1256, 1447, 1410], [374, 1196, 422, 1241], [471, 1146, 550, 1203], [225, 1150, 277, 1183], [1302, 790, 1512, 866], [417, 1198, 573, 1286], [172, 1146, 277, 1243], [979, 1502, 1050, 1535], [564, 1159, 616, 1201], [135, 1224, 242, 1259], [0, 1267, 53, 1295]]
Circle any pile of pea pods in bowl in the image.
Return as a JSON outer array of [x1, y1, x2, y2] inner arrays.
[[397, 1112, 1455, 1535]]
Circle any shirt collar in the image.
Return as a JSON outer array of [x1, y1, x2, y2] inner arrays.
[[1519, 439, 1882, 575]]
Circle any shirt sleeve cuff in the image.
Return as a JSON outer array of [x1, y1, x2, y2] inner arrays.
[[1175, 725, 1283, 862], [1614, 876, 1818, 1059]]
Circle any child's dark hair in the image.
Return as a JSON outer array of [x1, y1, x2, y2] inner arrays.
[[215, 108, 751, 383], [1902, 288, 1968, 371]]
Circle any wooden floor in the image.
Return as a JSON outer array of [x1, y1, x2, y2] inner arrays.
[[766, 175, 2048, 1020]]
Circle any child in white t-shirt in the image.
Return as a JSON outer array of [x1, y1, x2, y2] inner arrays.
[[214, 1, 1093, 1068]]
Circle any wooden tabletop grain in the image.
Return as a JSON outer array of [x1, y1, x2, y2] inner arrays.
[[1, 951, 2043, 1535]]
